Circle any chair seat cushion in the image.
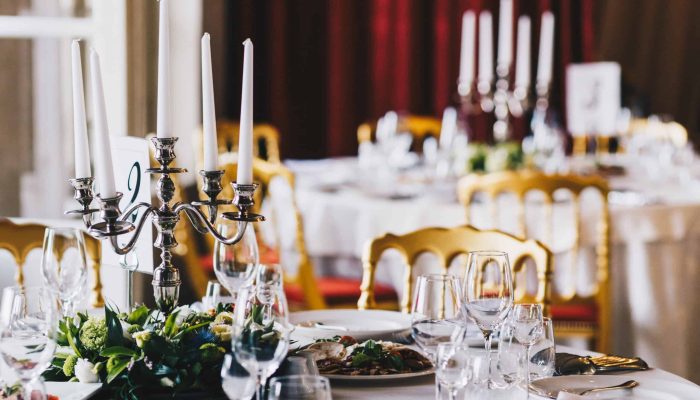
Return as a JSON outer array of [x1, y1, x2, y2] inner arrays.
[[551, 303, 598, 322], [286, 277, 397, 306]]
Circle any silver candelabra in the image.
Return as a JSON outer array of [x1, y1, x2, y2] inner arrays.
[[66, 137, 264, 313]]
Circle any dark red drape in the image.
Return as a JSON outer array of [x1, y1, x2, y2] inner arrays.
[[204, 0, 596, 159]]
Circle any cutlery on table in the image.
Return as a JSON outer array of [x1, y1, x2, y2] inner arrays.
[[531, 379, 639, 398]]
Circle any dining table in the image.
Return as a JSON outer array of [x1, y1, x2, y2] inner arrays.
[[278, 156, 700, 384]]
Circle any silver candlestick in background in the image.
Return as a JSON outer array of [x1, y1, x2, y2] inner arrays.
[[65, 136, 264, 313]]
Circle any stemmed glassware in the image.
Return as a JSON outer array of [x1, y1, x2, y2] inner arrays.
[[232, 279, 291, 400], [529, 317, 556, 380], [0, 287, 59, 400], [214, 220, 259, 302], [436, 342, 471, 400], [41, 227, 88, 316], [411, 274, 464, 361], [511, 304, 544, 398], [268, 375, 332, 400], [462, 251, 514, 388]]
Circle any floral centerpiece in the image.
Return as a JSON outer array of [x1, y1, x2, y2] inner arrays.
[[43, 304, 235, 400], [464, 142, 526, 173]]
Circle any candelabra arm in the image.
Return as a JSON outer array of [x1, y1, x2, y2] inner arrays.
[[174, 203, 249, 245], [179, 204, 211, 235], [108, 207, 156, 255], [118, 201, 152, 223]]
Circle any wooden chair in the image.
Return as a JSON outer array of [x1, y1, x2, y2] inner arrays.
[[458, 170, 611, 352], [0, 218, 104, 308], [214, 159, 397, 310], [202, 120, 281, 164], [571, 119, 688, 155], [358, 225, 552, 315], [357, 114, 442, 145]]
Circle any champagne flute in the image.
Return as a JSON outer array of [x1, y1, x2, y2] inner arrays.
[[0, 287, 58, 400], [41, 227, 88, 316], [462, 251, 514, 388], [411, 274, 464, 361], [511, 304, 544, 399], [214, 220, 259, 302], [232, 284, 291, 400]]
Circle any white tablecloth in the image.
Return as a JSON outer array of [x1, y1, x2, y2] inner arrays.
[[282, 157, 700, 384]]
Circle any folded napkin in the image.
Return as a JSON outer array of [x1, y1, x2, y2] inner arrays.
[[555, 353, 649, 376]]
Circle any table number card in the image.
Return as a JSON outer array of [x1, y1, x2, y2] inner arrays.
[[566, 62, 621, 137], [101, 136, 154, 273]]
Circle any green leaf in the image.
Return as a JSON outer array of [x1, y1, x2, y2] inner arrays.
[[163, 311, 180, 338], [106, 357, 130, 384], [65, 326, 82, 358], [100, 346, 139, 358], [127, 305, 150, 326], [105, 305, 124, 347], [172, 322, 210, 340]]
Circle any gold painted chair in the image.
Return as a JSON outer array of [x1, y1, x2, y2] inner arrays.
[[213, 159, 396, 310], [359, 225, 552, 315], [357, 114, 442, 145], [202, 120, 281, 164], [458, 170, 611, 352], [571, 119, 688, 155], [0, 218, 104, 308]]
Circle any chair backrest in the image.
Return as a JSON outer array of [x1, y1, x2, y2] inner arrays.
[[217, 159, 326, 309], [571, 119, 688, 155], [458, 170, 611, 350], [0, 218, 104, 308], [357, 114, 442, 145], [207, 120, 281, 164], [358, 225, 552, 314]]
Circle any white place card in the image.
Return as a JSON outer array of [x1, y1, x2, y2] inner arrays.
[[101, 136, 154, 273], [566, 62, 621, 136]]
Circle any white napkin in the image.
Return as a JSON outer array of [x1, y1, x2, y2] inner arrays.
[[556, 392, 586, 400]]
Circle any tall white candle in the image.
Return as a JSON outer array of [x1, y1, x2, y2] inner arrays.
[[201, 33, 218, 171], [71, 40, 91, 178], [536, 11, 555, 87], [458, 11, 476, 93], [237, 39, 254, 185], [89, 49, 116, 198], [478, 11, 494, 83], [497, 0, 513, 69], [156, 0, 172, 138], [515, 16, 531, 88]]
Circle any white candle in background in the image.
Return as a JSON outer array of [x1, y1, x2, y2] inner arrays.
[[71, 40, 91, 178], [478, 11, 493, 83], [439, 107, 457, 150], [497, 0, 513, 69], [458, 11, 476, 91], [237, 38, 254, 185], [89, 49, 116, 198], [201, 33, 218, 171], [156, 0, 172, 138], [536, 11, 555, 87], [515, 16, 531, 88]]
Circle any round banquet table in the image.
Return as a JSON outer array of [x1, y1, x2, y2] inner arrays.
[[281, 157, 700, 384]]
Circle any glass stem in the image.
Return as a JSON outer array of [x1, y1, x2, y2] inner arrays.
[[484, 331, 492, 388], [526, 345, 531, 399], [256, 372, 265, 400]]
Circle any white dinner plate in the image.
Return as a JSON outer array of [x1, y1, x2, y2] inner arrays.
[[290, 309, 411, 340], [45, 382, 102, 400], [530, 375, 699, 399], [323, 367, 434, 382]]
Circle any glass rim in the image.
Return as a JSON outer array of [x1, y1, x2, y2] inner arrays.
[[44, 226, 83, 234], [467, 250, 508, 257], [416, 273, 460, 282], [268, 374, 330, 385]]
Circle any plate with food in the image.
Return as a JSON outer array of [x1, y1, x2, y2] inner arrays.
[[295, 335, 433, 381], [290, 309, 411, 341]]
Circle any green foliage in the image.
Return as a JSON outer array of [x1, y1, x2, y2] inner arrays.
[[350, 339, 405, 370], [80, 317, 108, 352]]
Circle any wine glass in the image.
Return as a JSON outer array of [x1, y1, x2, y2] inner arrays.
[[511, 304, 544, 399], [214, 220, 259, 302], [232, 284, 291, 400], [268, 375, 331, 400], [0, 287, 58, 400], [221, 353, 256, 400], [529, 317, 556, 380], [411, 274, 464, 361], [436, 342, 471, 400], [41, 227, 88, 316], [462, 251, 514, 388]]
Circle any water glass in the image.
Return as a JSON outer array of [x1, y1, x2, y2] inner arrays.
[[411, 274, 464, 361], [511, 304, 544, 398], [222, 353, 256, 400], [0, 287, 58, 400], [214, 221, 259, 300], [436, 343, 471, 400], [203, 280, 222, 310], [268, 375, 331, 400], [496, 320, 525, 388], [41, 227, 88, 316], [529, 317, 556, 380]]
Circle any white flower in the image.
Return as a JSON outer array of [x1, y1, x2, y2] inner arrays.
[[160, 377, 175, 387], [74, 359, 99, 383], [174, 305, 195, 325], [120, 320, 133, 341]]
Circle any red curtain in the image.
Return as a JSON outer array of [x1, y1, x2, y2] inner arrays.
[[204, 0, 596, 159]]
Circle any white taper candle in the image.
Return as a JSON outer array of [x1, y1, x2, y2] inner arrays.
[[237, 39, 254, 185], [536, 11, 555, 88], [515, 16, 531, 88], [156, 0, 172, 138], [89, 49, 116, 198], [201, 33, 218, 171], [478, 11, 494, 83], [71, 40, 91, 178], [497, 0, 513, 69], [458, 11, 476, 93]]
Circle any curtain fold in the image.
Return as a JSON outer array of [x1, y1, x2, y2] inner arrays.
[[204, 0, 595, 158]]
